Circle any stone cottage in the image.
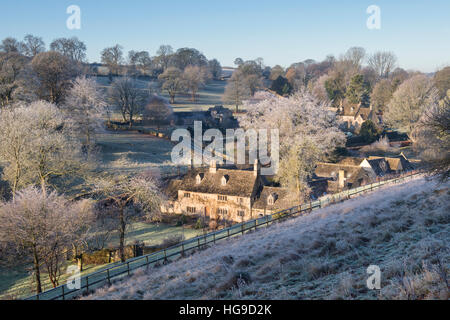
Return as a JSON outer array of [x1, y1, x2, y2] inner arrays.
[[162, 160, 292, 223]]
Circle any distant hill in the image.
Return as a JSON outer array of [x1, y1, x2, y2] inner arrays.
[[85, 177, 449, 300]]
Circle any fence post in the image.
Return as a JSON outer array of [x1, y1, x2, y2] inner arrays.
[[227, 228, 230, 237], [107, 269, 111, 285], [197, 238, 200, 249], [241, 224, 244, 235], [127, 262, 130, 276], [213, 233, 216, 243], [86, 276, 89, 294]]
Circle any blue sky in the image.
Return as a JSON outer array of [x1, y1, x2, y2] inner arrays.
[[1, 0, 449, 72]]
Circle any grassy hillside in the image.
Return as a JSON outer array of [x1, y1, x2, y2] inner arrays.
[[85, 177, 449, 300], [96, 76, 227, 112], [96, 131, 176, 176]]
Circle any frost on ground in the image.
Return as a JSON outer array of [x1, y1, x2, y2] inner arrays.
[[84, 177, 449, 300]]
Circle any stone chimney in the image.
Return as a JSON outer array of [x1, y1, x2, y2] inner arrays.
[[338, 170, 346, 189], [209, 160, 217, 174], [253, 159, 260, 177]]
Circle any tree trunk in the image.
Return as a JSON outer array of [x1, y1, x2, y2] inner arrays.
[[129, 114, 133, 128], [12, 163, 20, 199], [296, 179, 302, 208], [119, 207, 126, 262], [32, 246, 42, 294], [40, 178, 47, 197]]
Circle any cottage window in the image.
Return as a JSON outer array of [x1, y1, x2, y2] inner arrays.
[[186, 207, 196, 214], [237, 210, 245, 217], [184, 193, 191, 198], [217, 208, 228, 215], [218, 195, 227, 202]]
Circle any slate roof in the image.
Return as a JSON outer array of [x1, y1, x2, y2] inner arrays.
[[176, 167, 259, 197], [315, 163, 362, 179], [368, 154, 414, 172], [355, 106, 373, 121], [367, 158, 390, 176], [346, 167, 373, 185], [341, 102, 373, 121], [164, 179, 182, 200], [341, 103, 360, 117], [338, 157, 365, 166], [253, 186, 292, 210]]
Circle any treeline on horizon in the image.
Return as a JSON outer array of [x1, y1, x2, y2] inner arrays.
[[1, 34, 449, 110]]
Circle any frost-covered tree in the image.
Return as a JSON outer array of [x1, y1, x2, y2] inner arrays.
[[343, 47, 366, 70], [239, 90, 346, 201], [309, 74, 331, 103], [368, 51, 397, 78], [0, 106, 30, 196], [183, 65, 208, 101], [223, 70, 251, 112], [0, 101, 88, 195], [93, 175, 162, 262], [101, 44, 124, 78], [0, 37, 24, 54], [142, 95, 173, 131], [433, 66, 450, 99], [65, 76, 106, 149], [128, 50, 152, 77], [50, 37, 87, 63], [158, 67, 184, 104], [22, 34, 45, 58], [31, 51, 79, 105], [0, 52, 28, 107], [0, 187, 93, 293], [371, 79, 395, 114], [384, 75, 438, 141], [154, 45, 174, 71], [415, 91, 450, 181], [208, 59, 222, 80], [109, 77, 148, 127]]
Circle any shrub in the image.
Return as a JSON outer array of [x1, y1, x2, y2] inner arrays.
[[209, 220, 218, 230], [194, 218, 206, 229], [161, 234, 185, 249], [359, 120, 380, 143]]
